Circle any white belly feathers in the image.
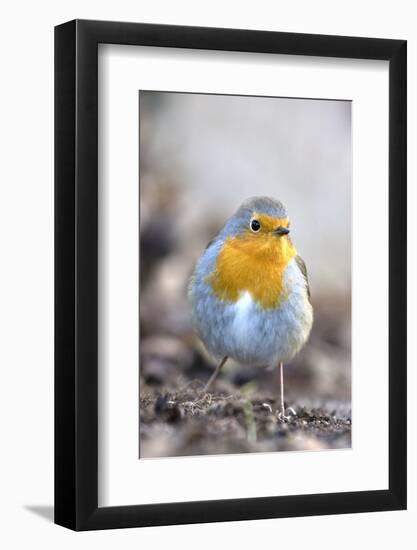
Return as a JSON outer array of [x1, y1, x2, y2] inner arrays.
[[217, 259, 313, 366], [231, 291, 255, 345]]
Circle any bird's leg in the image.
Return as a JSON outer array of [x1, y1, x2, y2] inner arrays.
[[277, 362, 296, 421], [204, 356, 228, 393], [279, 361, 285, 418]]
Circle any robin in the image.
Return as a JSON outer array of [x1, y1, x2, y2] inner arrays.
[[188, 196, 313, 419]]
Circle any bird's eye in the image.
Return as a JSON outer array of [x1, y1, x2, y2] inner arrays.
[[250, 219, 261, 232]]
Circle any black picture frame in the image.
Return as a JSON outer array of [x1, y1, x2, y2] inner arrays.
[[55, 19, 407, 531]]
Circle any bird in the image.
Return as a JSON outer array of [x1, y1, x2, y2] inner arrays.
[[188, 196, 313, 419]]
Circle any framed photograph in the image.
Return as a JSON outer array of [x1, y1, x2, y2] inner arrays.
[[55, 19, 407, 530]]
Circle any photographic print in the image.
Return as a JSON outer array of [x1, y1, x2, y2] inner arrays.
[[139, 91, 352, 459], [55, 21, 406, 529]]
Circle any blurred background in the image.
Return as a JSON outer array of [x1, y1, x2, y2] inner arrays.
[[139, 91, 351, 458]]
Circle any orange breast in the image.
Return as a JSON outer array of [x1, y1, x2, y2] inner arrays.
[[206, 233, 297, 309]]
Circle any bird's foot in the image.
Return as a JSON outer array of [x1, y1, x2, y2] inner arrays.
[[277, 406, 297, 422]]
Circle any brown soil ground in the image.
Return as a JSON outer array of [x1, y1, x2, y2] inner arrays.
[[140, 374, 351, 458]]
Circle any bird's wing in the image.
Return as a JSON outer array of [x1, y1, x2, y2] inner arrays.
[[204, 237, 215, 251], [295, 254, 311, 301]]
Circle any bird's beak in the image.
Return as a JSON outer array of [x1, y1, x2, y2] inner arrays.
[[273, 226, 290, 236]]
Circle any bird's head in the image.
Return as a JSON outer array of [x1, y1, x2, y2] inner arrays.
[[221, 197, 292, 255]]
